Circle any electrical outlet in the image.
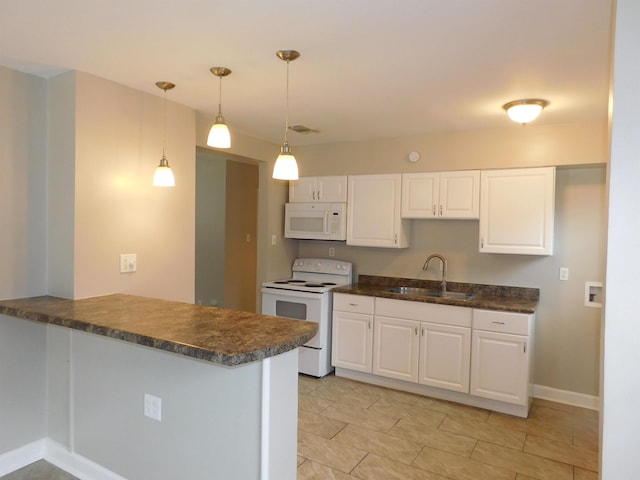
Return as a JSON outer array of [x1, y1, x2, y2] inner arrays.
[[271, 235, 277, 245], [559, 267, 569, 281], [144, 393, 162, 421], [329, 247, 335, 257], [120, 254, 137, 273]]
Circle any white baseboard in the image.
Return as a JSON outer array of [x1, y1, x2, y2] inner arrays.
[[533, 384, 600, 411], [0, 439, 46, 476], [0, 438, 127, 480]]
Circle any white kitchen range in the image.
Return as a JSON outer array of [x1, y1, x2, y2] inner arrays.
[[261, 258, 353, 377]]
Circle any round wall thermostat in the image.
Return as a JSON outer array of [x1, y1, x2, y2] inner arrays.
[[408, 151, 421, 163]]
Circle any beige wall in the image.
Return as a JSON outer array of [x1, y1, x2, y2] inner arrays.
[[0, 66, 48, 300], [294, 125, 607, 397], [296, 121, 607, 175], [70, 72, 196, 302]]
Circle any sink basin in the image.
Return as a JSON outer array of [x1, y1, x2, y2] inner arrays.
[[386, 286, 475, 301]]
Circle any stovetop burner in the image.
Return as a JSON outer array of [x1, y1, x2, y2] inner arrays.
[[262, 258, 353, 294]]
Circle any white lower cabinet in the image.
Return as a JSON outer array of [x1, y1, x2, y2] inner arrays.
[[331, 294, 374, 373], [373, 316, 419, 382], [332, 295, 535, 417], [419, 322, 471, 393], [373, 298, 471, 391], [470, 309, 534, 407]]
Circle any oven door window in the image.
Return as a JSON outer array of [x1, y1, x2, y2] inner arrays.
[[275, 300, 307, 320]]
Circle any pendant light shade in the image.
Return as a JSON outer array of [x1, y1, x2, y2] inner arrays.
[[153, 81, 176, 187], [503, 99, 549, 125], [207, 67, 232, 149], [273, 50, 300, 180], [272, 141, 299, 180], [153, 155, 175, 187]]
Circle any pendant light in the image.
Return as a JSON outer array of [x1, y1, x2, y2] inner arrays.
[[272, 49, 300, 180], [207, 67, 232, 148], [153, 81, 176, 187], [503, 99, 549, 125]]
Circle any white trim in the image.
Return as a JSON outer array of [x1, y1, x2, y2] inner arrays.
[[0, 439, 45, 476], [260, 357, 271, 480], [0, 439, 128, 480], [533, 384, 600, 411], [44, 439, 127, 480]]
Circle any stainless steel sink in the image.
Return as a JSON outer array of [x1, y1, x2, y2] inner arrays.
[[386, 286, 475, 301]]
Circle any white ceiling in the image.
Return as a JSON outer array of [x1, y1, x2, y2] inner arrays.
[[0, 0, 613, 146]]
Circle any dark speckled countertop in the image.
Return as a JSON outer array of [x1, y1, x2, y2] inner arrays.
[[0, 294, 318, 366], [334, 275, 539, 314]]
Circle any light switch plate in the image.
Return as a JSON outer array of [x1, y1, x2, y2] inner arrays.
[[120, 254, 137, 273], [559, 267, 569, 281], [144, 393, 162, 421]]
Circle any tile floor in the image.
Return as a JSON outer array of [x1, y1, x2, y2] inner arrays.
[[0, 460, 77, 480], [1, 373, 599, 480], [297, 373, 599, 480]]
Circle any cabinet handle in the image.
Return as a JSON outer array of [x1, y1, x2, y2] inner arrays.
[[432, 204, 436, 216], [492, 321, 505, 325], [524, 343, 527, 354], [481, 237, 484, 248], [313, 191, 317, 201], [439, 204, 443, 216], [368, 321, 371, 329], [349, 303, 358, 306], [421, 327, 424, 337], [415, 327, 418, 335], [317, 190, 321, 200], [394, 233, 398, 244]]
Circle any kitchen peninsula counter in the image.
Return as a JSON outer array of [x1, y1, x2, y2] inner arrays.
[[334, 275, 539, 313], [0, 294, 312, 479], [0, 294, 317, 366]]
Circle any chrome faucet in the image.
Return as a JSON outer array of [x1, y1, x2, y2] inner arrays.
[[423, 254, 447, 292]]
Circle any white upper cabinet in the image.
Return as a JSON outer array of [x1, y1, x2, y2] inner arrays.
[[347, 174, 410, 248], [402, 170, 480, 219], [479, 167, 555, 255], [289, 176, 348, 203]]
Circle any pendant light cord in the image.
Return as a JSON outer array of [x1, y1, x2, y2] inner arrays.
[[218, 76, 223, 115], [162, 89, 167, 158], [284, 59, 290, 143]]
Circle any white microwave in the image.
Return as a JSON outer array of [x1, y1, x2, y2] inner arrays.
[[284, 203, 347, 240]]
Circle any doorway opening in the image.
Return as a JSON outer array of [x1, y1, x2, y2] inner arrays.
[[195, 147, 259, 312]]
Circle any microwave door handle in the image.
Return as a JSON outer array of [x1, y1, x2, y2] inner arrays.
[[323, 211, 330, 234]]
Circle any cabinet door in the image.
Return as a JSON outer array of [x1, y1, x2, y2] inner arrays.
[[316, 176, 348, 202], [289, 177, 317, 203], [439, 170, 480, 219], [479, 167, 555, 255], [419, 323, 471, 393], [373, 316, 419, 382], [331, 310, 373, 373], [470, 330, 529, 406], [347, 174, 409, 248], [401, 172, 439, 218]]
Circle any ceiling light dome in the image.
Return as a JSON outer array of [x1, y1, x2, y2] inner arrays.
[[503, 99, 549, 125]]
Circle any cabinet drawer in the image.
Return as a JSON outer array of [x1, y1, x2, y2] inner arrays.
[[473, 309, 533, 335], [333, 293, 375, 314], [376, 298, 471, 327]]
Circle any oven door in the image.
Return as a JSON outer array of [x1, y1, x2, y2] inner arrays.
[[261, 288, 328, 349]]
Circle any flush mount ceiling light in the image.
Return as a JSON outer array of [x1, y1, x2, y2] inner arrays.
[[153, 81, 176, 187], [503, 99, 550, 125], [272, 49, 300, 181], [207, 66, 232, 149]]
